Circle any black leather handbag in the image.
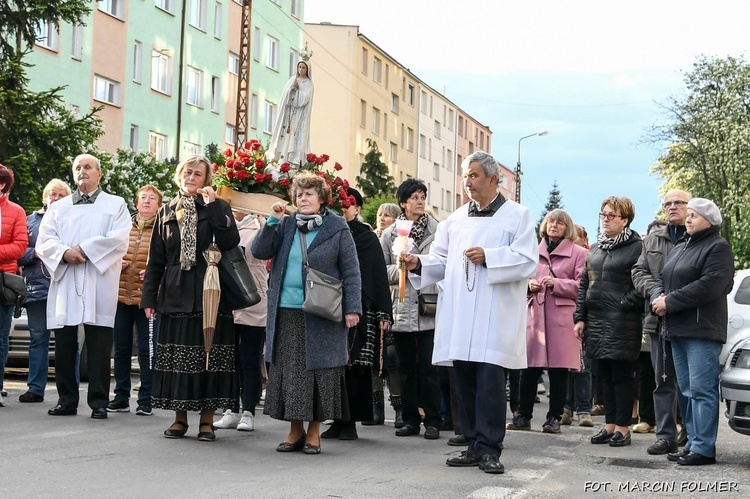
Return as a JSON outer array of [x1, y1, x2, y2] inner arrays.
[[417, 291, 437, 317], [218, 245, 261, 310], [0, 272, 27, 318]]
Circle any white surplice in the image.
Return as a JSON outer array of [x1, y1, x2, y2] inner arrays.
[[410, 201, 539, 369], [36, 192, 131, 329]]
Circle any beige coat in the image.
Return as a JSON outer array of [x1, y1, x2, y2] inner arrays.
[[233, 215, 269, 327]]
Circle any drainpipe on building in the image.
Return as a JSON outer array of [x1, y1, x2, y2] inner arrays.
[[175, 0, 188, 158]]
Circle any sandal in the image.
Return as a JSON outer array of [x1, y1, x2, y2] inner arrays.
[[197, 422, 216, 442], [164, 420, 188, 439]]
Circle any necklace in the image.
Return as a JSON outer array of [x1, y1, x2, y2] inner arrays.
[[463, 251, 477, 292]]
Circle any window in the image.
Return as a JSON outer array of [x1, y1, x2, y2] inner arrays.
[[265, 36, 279, 71], [383, 112, 388, 139], [400, 124, 405, 148], [447, 109, 455, 131], [155, 0, 175, 14], [214, 3, 222, 39], [434, 120, 441, 139], [149, 132, 169, 160], [289, 51, 299, 78], [93, 75, 120, 106], [225, 124, 235, 145], [71, 24, 83, 60], [389, 142, 398, 162], [373, 57, 381, 84], [188, 0, 207, 31], [419, 135, 427, 159], [99, 0, 123, 19], [211, 76, 220, 113], [430, 95, 434, 117], [361, 48, 368, 75], [186, 67, 203, 107], [151, 50, 171, 95], [250, 93, 259, 129], [271, 0, 281, 4], [428, 139, 432, 161], [735, 276, 750, 304], [132, 41, 143, 84], [252, 28, 261, 62], [184, 142, 202, 156], [385, 63, 389, 89], [447, 149, 453, 172], [406, 128, 414, 152], [420, 90, 428, 115], [291, 0, 301, 18], [130, 125, 139, 151], [407, 83, 415, 106], [35, 21, 59, 51], [445, 190, 452, 211], [371, 107, 380, 135], [228, 52, 239, 75], [391, 93, 399, 114], [458, 116, 465, 137], [360, 100, 366, 128], [263, 102, 276, 134], [433, 163, 440, 181]]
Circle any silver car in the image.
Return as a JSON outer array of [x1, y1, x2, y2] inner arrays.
[[720, 336, 750, 436]]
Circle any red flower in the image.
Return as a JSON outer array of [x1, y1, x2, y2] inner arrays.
[[235, 169, 250, 181], [342, 179, 350, 190], [316, 171, 327, 178], [250, 142, 261, 151], [320, 154, 330, 163], [264, 173, 273, 182], [211, 162, 219, 173], [240, 155, 251, 167], [334, 176, 343, 186], [306, 153, 317, 163], [244, 141, 253, 149], [280, 162, 291, 173], [223, 149, 233, 157], [226, 158, 235, 169], [255, 159, 265, 169], [334, 162, 342, 171], [314, 155, 326, 165], [226, 170, 235, 180], [254, 173, 265, 183], [278, 178, 290, 187]]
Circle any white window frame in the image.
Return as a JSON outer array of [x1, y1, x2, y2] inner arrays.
[[361, 48, 368, 75], [288, 51, 299, 78], [389, 142, 398, 163], [93, 75, 120, 106], [252, 28, 261, 62], [360, 100, 366, 128], [433, 163, 440, 181], [228, 51, 239, 75], [213, 2, 222, 39], [155, 0, 175, 14], [406, 128, 414, 152], [291, 0, 301, 18], [250, 93, 259, 129], [184, 142, 202, 156], [419, 134, 427, 159], [407, 83, 415, 106], [133, 41, 143, 84], [188, 0, 207, 31], [186, 66, 204, 107], [130, 125, 140, 151], [265, 36, 279, 71], [151, 50, 172, 95], [434, 120, 441, 139], [225, 124, 235, 145], [149, 132, 169, 160], [371, 107, 380, 135], [391, 93, 399, 114], [71, 24, 83, 60], [35, 21, 59, 51], [271, 0, 281, 5], [99, 0, 124, 19], [211, 76, 220, 113], [373, 57, 382, 84], [263, 102, 276, 134], [447, 109, 455, 131]]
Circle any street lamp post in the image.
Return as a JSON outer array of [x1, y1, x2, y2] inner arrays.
[[515, 130, 548, 203]]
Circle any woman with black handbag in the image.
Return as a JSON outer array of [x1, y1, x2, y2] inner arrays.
[[0, 164, 29, 408], [251, 172, 362, 455]]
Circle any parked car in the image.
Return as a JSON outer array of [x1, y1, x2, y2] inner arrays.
[[720, 336, 750, 435], [7, 309, 90, 381], [721, 269, 750, 367]]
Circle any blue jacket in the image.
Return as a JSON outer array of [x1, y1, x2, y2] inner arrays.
[[252, 211, 362, 370], [19, 210, 50, 304]]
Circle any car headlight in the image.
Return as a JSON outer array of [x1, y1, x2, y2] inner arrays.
[[735, 350, 750, 369]]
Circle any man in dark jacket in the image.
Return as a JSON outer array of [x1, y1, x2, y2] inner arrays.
[[631, 189, 690, 455]]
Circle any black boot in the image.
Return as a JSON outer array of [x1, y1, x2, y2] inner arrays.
[[362, 390, 385, 426], [321, 420, 344, 439], [390, 395, 404, 428]]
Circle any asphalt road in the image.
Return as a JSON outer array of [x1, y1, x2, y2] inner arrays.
[[1, 371, 748, 498]]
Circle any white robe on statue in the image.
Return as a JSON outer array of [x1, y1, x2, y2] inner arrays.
[[410, 201, 539, 369], [36, 192, 131, 329], [267, 75, 313, 165]]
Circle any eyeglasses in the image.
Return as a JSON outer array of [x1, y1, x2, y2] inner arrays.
[[662, 200, 688, 209], [599, 212, 621, 221]]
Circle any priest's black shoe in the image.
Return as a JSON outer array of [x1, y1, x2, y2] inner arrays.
[[667, 448, 690, 462], [677, 451, 716, 466], [478, 454, 505, 474], [48, 404, 77, 416], [395, 423, 420, 436], [424, 426, 440, 440], [445, 450, 480, 467], [448, 434, 468, 446], [590, 428, 614, 444], [91, 408, 108, 419]]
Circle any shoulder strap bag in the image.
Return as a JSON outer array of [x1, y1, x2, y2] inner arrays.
[[1, 272, 27, 318], [299, 232, 343, 322], [217, 244, 262, 311]]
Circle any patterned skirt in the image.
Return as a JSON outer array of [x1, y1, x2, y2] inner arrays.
[[152, 311, 236, 412], [264, 308, 348, 422]]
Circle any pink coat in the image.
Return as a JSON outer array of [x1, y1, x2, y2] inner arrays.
[[526, 238, 587, 370]]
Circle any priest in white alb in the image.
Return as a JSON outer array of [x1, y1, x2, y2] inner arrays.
[[37, 154, 131, 420], [404, 151, 538, 475]]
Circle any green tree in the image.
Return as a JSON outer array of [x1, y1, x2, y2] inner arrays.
[[535, 180, 564, 236], [99, 149, 178, 211], [356, 139, 396, 199], [647, 55, 750, 267], [361, 193, 398, 228]]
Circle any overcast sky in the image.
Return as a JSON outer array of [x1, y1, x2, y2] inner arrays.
[[304, 0, 749, 235]]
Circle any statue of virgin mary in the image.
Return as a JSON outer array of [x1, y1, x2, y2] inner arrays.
[[266, 60, 314, 166]]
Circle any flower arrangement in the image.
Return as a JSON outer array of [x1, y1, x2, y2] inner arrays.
[[208, 141, 356, 212]]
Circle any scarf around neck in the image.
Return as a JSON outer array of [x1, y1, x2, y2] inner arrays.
[[296, 207, 326, 233], [597, 226, 632, 251], [178, 193, 198, 270]]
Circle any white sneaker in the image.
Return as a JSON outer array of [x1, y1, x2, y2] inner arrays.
[[214, 410, 241, 429], [237, 410, 255, 431]]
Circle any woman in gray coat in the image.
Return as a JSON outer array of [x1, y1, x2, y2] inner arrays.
[[380, 179, 441, 439], [252, 172, 362, 455]]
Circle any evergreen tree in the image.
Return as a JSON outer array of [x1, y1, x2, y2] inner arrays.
[[536, 180, 564, 236], [356, 139, 396, 199]]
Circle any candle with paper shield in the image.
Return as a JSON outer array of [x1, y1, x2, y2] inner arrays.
[[392, 219, 414, 302]]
